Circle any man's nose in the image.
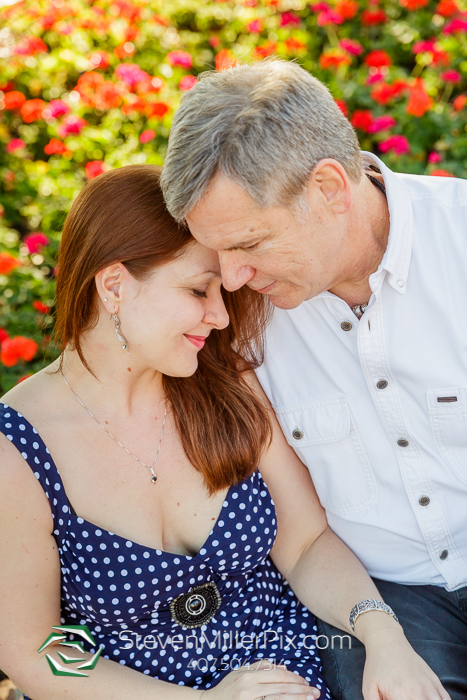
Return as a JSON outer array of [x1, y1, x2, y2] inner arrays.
[[218, 252, 255, 292]]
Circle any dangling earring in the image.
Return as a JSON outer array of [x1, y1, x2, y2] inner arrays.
[[113, 314, 129, 354]]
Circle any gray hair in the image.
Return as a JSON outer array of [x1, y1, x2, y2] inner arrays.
[[161, 59, 362, 222]]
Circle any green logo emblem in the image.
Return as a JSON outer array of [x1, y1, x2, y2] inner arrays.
[[37, 625, 103, 677]]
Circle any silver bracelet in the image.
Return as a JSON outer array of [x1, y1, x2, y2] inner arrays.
[[349, 598, 399, 632]]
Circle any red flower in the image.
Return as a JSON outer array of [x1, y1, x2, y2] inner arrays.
[[365, 50, 392, 68], [145, 102, 169, 119], [6, 138, 26, 153], [0, 252, 21, 274], [351, 110, 373, 132], [335, 98, 348, 117], [179, 75, 198, 91], [339, 39, 363, 56], [44, 138, 69, 155], [24, 232, 49, 253], [14, 37, 48, 56], [406, 79, 433, 117], [441, 70, 461, 82], [85, 161, 108, 179], [57, 115, 87, 138], [20, 99, 46, 123], [253, 42, 277, 59], [430, 169, 455, 177], [361, 8, 387, 25], [284, 37, 307, 52], [319, 48, 351, 70], [335, 0, 359, 19], [453, 94, 467, 110], [114, 43, 135, 59], [0, 336, 38, 367], [436, 0, 459, 16], [139, 129, 156, 143], [0, 328, 9, 343], [371, 80, 408, 105], [3, 91, 26, 110], [215, 49, 237, 71], [32, 300, 50, 314], [167, 51, 193, 69], [399, 0, 428, 8], [379, 135, 410, 155], [369, 115, 397, 132], [209, 36, 221, 47]]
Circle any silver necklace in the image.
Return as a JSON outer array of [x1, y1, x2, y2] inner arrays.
[[61, 371, 167, 484], [350, 302, 369, 319]]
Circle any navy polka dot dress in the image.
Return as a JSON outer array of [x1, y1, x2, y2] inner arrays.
[[1, 404, 331, 698]]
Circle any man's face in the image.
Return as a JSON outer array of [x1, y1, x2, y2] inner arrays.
[[186, 171, 351, 310]]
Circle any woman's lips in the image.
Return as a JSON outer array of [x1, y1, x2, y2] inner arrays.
[[184, 334, 206, 349]]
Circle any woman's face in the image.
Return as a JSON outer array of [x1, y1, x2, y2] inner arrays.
[[108, 242, 230, 377]]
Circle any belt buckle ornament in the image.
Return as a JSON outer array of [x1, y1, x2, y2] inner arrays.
[[170, 581, 222, 629]]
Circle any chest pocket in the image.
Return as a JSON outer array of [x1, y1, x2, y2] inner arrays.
[[427, 387, 467, 484], [274, 397, 378, 517]]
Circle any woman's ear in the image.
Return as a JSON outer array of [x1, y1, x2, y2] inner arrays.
[[95, 263, 124, 312]]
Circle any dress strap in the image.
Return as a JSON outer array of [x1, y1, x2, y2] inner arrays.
[[0, 403, 76, 529]]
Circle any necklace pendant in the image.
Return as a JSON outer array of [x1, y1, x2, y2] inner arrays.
[[151, 475, 157, 484]]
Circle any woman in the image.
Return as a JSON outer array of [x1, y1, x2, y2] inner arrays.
[[0, 166, 446, 700]]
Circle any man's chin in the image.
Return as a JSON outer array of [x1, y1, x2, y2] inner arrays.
[[267, 292, 306, 310]]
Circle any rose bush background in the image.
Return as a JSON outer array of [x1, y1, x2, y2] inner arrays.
[[1, 0, 467, 391]]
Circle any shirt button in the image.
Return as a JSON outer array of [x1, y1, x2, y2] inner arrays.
[[439, 550, 448, 560], [397, 438, 409, 447], [418, 496, 430, 506], [376, 379, 388, 390], [397, 280, 405, 288], [292, 429, 304, 440], [341, 321, 353, 331]]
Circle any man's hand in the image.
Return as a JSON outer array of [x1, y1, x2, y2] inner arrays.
[[362, 627, 450, 700]]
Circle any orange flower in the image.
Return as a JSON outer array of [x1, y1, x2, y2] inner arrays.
[[319, 48, 351, 70], [435, 0, 459, 15], [253, 42, 277, 60], [0, 336, 38, 367], [0, 251, 21, 274], [430, 169, 455, 177], [145, 102, 169, 119], [400, 0, 428, 8], [453, 94, 467, 110], [20, 99, 46, 123], [3, 91, 26, 110], [335, 0, 358, 19], [215, 49, 237, 71], [284, 37, 307, 52], [406, 79, 433, 117]]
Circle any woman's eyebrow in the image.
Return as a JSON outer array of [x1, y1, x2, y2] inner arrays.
[[185, 270, 220, 280]]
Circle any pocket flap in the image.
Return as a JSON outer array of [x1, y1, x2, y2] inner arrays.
[[274, 397, 351, 447]]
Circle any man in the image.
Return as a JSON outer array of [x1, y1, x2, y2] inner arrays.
[[160, 60, 467, 698]]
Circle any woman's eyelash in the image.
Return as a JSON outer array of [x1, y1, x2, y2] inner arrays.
[[192, 289, 208, 298]]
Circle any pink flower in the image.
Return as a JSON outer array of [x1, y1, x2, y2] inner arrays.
[[247, 19, 263, 32], [369, 116, 397, 133], [379, 135, 410, 155], [179, 75, 198, 91], [310, 2, 330, 11], [85, 161, 108, 179], [280, 11, 301, 26], [43, 99, 70, 120], [428, 151, 442, 163], [6, 138, 26, 153], [24, 232, 49, 253], [441, 70, 462, 82], [57, 115, 87, 138], [115, 63, 149, 87], [166, 51, 193, 69], [139, 129, 156, 143], [317, 9, 344, 24], [339, 39, 364, 56], [443, 18, 467, 34], [412, 39, 436, 54], [366, 71, 385, 85]]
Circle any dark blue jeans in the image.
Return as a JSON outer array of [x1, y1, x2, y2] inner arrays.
[[317, 578, 467, 700]]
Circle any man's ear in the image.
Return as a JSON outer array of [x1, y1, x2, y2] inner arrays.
[[308, 159, 352, 215], [95, 263, 124, 310]]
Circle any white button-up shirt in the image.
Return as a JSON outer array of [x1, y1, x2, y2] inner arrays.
[[256, 152, 467, 591]]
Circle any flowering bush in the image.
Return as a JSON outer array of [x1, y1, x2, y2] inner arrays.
[[1, 0, 467, 391]]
